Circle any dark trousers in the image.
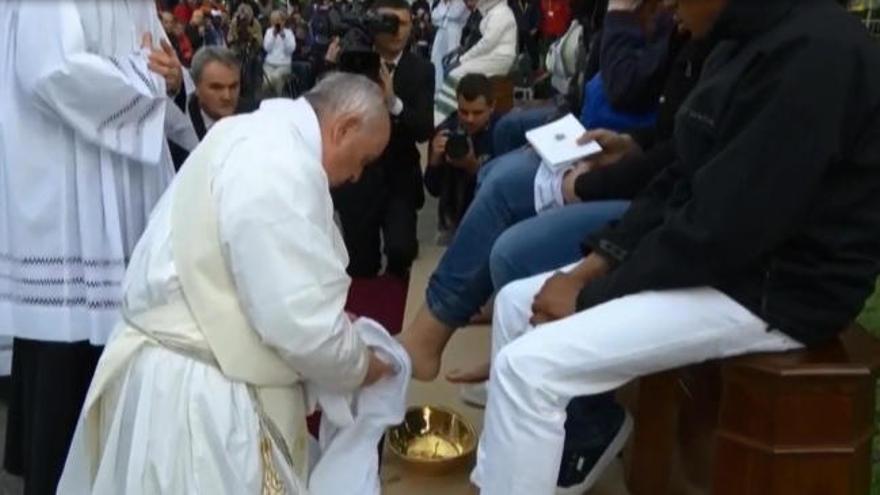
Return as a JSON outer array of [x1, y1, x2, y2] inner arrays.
[[5, 338, 103, 495], [333, 166, 419, 278], [519, 31, 540, 70]]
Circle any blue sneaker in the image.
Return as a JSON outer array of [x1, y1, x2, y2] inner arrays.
[[556, 397, 633, 495]]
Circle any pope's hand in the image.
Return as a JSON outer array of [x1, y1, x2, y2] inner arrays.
[[362, 350, 395, 386]]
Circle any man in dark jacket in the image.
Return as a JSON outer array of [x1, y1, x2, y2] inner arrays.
[[509, 0, 540, 68], [169, 46, 243, 169], [331, 0, 435, 278], [464, 0, 880, 493], [425, 74, 500, 237], [416, 32, 713, 495]]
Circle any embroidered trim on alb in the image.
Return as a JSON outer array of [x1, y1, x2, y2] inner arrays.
[[0, 254, 127, 267], [99, 94, 143, 131], [0, 293, 121, 310], [108, 55, 124, 72], [129, 57, 158, 93], [137, 99, 162, 129], [0, 273, 121, 288]]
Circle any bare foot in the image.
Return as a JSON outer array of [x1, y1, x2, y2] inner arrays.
[[446, 361, 490, 383], [397, 305, 455, 381]]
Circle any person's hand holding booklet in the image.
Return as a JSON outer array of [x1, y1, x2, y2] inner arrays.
[[525, 114, 604, 173]]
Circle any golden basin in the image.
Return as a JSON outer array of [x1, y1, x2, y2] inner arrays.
[[387, 405, 478, 476]]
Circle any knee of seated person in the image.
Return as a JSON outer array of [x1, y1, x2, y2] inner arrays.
[[491, 344, 537, 395], [493, 278, 530, 319], [492, 112, 518, 145], [478, 159, 516, 200]]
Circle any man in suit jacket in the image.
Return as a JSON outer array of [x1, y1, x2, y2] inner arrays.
[[332, 0, 435, 278], [171, 46, 242, 168]]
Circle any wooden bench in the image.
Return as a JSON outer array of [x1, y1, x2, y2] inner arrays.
[[625, 325, 879, 495]]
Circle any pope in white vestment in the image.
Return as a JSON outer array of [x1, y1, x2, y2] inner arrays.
[[0, 1, 196, 491], [59, 74, 394, 494]]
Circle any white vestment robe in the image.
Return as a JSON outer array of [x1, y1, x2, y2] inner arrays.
[[58, 98, 371, 494], [0, 0, 194, 345]]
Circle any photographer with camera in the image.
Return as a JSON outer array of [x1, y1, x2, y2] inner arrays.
[[228, 4, 263, 108], [330, 0, 435, 279], [228, 3, 263, 49], [425, 74, 498, 240], [262, 10, 296, 96]]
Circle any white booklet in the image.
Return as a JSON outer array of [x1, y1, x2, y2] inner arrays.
[[525, 114, 603, 172]]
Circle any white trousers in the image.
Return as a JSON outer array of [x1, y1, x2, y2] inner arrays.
[[263, 63, 291, 97], [471, 264, 803, 495]]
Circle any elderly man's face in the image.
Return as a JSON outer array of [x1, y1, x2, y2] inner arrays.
[[323, 113, 391, 186], [196, 61, 241, 121]]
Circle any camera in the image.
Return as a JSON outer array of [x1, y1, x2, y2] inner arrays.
[[363, 9, 401, 37], [336, 7, 401, 80], [445, 129, 471, 161], [338, 9, 400, 51]]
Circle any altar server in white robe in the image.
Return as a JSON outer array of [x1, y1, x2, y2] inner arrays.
[[58, 73, 395, 494], [0, 1, 196, 493]]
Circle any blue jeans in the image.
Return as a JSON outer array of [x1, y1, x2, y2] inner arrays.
[[492, 106, 557, 156], [490, 200, 630, 291], [426, 143, 630, 327], [426, 147, 543, 327]]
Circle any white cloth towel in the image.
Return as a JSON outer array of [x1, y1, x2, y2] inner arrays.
[[308, 317, 411, 495]]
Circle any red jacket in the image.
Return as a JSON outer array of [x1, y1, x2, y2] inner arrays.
[[173, 3, 194, 24], [539, 0, 571, 38]]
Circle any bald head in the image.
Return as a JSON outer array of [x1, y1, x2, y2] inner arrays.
[[304, 73, 391, 186]]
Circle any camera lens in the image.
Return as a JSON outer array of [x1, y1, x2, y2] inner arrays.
[[445, 132, 470, 160]]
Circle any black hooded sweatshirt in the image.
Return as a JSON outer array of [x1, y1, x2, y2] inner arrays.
[[577, 0, 880, 346]]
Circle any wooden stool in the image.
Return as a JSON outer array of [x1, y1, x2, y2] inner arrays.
[[626, 325, 879, 495], [489, 76, 515, 114]]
